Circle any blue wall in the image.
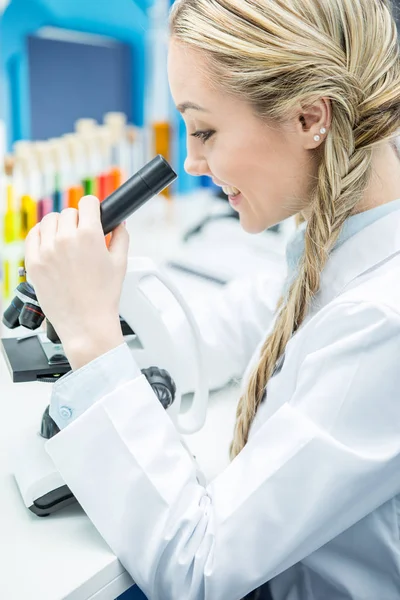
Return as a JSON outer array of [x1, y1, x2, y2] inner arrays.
[[0, 0, 148, 147], [0, 0, 203, 194], [28, 34, 133, 140]]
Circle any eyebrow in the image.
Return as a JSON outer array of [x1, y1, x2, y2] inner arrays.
[[176, 101, 210, 114]]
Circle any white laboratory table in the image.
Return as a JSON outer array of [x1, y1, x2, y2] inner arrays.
[[0, 192, 289, 600], [0, 342, 238, 600]]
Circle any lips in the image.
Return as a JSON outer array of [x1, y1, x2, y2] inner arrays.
[[228, 191, 243, 208], [222, 185, 241, 197], [212, 180, 240, 194]]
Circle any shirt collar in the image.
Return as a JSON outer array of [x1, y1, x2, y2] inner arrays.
[[317, 207, 400, 307], [286, 198, 400, 277]]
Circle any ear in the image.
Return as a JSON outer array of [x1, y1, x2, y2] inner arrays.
[[295, 98, 332, 150]]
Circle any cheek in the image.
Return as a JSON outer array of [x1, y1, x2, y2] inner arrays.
[[206, 130, 309, 214], [207, 141, 244, 182], [249, 137, 308, 204], [239, 138, 309, 227]]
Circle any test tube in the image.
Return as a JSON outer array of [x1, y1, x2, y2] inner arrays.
[[15, 143, 42, 236], [77, 132, 103, 196], [0, 123, 5, 313], [75, 118, 98, 135], [94, 126, 114, 201], [126, 125, 147, 177], [152, 121, 171, 199], [63, 134, 85, 209], [1, 156, 24, 301], [48, 139, 72, 212], [3, 156, 18, 244], [74, 119, 101, 194], [33, 142, 55, 219], [104, 112, 129, 187]]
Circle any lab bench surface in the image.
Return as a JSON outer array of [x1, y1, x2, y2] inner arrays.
[[0, 343, 238, 600]]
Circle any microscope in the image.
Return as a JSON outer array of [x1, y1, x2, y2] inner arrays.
[[1, 156, 209, 516]]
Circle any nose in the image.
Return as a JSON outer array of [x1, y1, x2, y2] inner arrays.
[[184, 154, 212, 177], [184, 141, 212, 177]]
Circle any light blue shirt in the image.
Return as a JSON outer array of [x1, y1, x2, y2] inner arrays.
[[286, 198, 400, 282]]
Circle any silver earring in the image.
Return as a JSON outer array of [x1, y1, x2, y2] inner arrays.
[[314, 135, 321, 142], [320, 127, 327, 135]]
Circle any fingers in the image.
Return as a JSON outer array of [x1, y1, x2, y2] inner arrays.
[[57, 208, 79, 239], [24, 223, 41, 271], [108, 223, 130, 260], [38, 212, 59, 254], [77, 195, 102, 234]]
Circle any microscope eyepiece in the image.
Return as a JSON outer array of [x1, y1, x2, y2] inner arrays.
[[100, 155, 177, 235]]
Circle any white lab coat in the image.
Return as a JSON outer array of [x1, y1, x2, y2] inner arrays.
[[47, 210, 400, 600]]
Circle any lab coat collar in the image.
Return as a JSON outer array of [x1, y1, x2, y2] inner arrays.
[[316, 207, 400, 307]]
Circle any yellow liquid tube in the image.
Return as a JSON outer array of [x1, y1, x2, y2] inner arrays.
[[4, 184, 18, 244], [3, 259, 10, 300], [2, 246, 22, 301], [20, 195, 38, 240]]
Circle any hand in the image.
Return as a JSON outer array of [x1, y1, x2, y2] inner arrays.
[[25, 196, 129, 370]]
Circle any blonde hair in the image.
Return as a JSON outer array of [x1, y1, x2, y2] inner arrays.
[[170, 0, 400, 459]]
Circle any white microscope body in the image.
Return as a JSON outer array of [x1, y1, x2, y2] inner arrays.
[[120, 256, 208, 434]]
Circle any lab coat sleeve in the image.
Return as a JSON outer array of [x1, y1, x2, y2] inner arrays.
[[46, 300, 400, 600], [50, 269, 284, 429], [49, 343, 141, 429], [165, 271, 285, 393]]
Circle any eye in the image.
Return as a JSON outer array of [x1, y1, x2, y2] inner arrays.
[[191, 130, 215, 143]]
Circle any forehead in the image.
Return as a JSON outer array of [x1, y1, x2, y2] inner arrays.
[[167, 40, 219, 104], [167, 38, 261, 127]]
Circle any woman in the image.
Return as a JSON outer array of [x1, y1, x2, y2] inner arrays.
[[25, 1, 400, 598]]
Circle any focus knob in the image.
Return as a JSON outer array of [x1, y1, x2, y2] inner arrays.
[[141, 367, 176, 410]]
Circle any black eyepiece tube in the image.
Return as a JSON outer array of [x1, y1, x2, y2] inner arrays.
[[100, 155, 177, 235]]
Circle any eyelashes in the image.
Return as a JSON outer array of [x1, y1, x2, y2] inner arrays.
[[191, 130, 215, 143]]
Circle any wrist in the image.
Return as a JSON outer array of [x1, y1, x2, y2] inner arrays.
[[62, 325, 125, 371]]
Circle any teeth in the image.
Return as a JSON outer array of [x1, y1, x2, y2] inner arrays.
[[222, 185, 240, 197]]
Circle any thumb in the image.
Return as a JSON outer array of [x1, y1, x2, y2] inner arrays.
[[108, 223, 130, 258]]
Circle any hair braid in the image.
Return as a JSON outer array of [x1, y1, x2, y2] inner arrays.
[[230, 116, 373, 457]]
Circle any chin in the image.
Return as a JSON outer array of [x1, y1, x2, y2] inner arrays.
[[239, 215, 272, 235]]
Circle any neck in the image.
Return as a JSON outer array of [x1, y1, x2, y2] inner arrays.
[[355, 141, 400, 213]]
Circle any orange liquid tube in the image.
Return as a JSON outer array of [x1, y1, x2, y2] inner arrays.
[[152, 122, 171, 198], [97, 173, 112, 201], [67, 185, 84, 210], [109, 167, 122, 192]]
